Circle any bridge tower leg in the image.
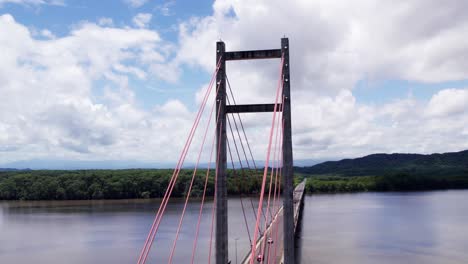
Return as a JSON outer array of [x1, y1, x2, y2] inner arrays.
[[215, 41, 228, 264], [281, 38, 295, 264]]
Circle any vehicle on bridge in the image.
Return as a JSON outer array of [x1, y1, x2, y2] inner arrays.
[[257, 254, 263, 262]]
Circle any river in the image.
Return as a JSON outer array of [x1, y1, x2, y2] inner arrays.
[[1, 190, 468, 263]]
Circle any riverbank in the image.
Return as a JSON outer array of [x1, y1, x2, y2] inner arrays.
[[0, 169, 264, 200], [2, 169, 468, 201], [305, 174, 468, 193]]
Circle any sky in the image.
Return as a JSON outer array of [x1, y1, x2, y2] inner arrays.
[[0, 0, 468, 168]]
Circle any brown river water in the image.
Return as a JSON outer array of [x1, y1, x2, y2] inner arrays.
[[1, 190, 468, 263]]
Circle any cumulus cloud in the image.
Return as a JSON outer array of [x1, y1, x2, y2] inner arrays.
[[175, 0, 468, 94], [40, 29, 55, 39], [172, 0, 468, 159], [2, 0, 468, 166], [0, 14, 189, 164], [133, 13, 152, 28], [427, 88, 468, 117]]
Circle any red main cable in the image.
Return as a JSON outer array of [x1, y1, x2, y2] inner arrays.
[[270, 98, 284, 220], [168, 80, 222, 263], [274, 95, 285, 217], [272, 111, 285, 263], [191, 102, 222, 264], [250, 55, 284, 264], [268, 101, 284, 264], [262, 96, 283, 261], [208, 121, 223, 264], [143, 69, 216, 263], [137, 57, 222, 264]]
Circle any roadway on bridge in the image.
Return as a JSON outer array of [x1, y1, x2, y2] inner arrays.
[[242, 206, 284, 264], [242, 180, 305, 264]]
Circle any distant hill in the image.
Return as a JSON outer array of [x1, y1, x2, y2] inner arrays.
[[296, 150, 468, 177], [0, 159, 175, 170], [0, 168, 30, 172], [0, 158, 323, 170]]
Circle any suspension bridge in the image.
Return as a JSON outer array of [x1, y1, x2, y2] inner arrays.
[[136, 37, 305, 264]]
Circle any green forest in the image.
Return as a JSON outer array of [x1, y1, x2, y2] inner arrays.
[[305, 174, 468, 193], [1, 150, 468, 200], [0, 169, 264, 200], [302, 150, 468, 193], [1, 168, 468, 200]]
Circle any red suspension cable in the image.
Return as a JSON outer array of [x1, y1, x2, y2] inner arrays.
[[268, 100, 284, 264], [261, 97, 283, 260], [271, 108, 285, 263], [263, 95, 284, 258], [190, 102, 222, 264], [168, 79, 222, 263], [137, 58, 222, 264], [208, 121, 223, 264], [250, 55, 284, 264]]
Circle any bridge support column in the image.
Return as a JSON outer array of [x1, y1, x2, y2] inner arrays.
[[216, 41, 228, 264], [282, 37, 295, 264]]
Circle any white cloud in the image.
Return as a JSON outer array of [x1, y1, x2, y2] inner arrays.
[[426, 88, 468, 117], [154, 99, 190, 117], [98, 17, 113, 27], [0, 14, 190, 164], [175, 0, 468, 94], [133, 13, 152, 28], [149, 61, 180, 83], [123, 0, 147, 8], [155, 0, 175, 16], [40, 29, 55, 39], [173, 0, 468, 160], [2, 0, 468, 166]]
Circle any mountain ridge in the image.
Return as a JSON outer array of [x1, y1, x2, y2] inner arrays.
[[296, 149, 468, 176]]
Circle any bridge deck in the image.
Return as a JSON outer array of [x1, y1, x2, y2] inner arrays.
[[241, 180, 306, 264]]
